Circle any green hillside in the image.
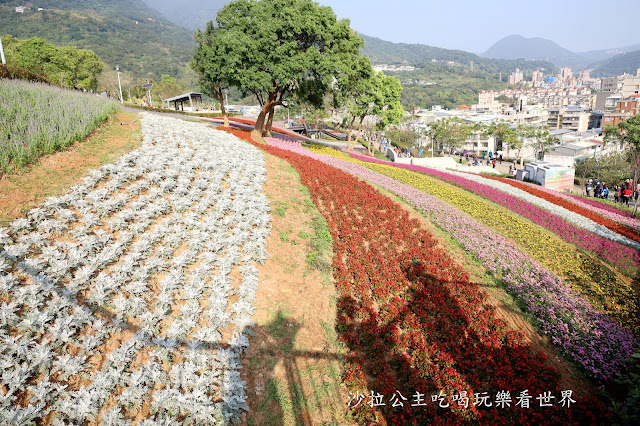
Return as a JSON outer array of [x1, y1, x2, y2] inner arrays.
[[387, 63, 511, 110], [360, 34, 556, 75], [361, 34, 478, 64], [590, 50, 640, 77], [0, 0, 195, 80]]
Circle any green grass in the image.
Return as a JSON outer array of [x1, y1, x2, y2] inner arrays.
[[274, 201, 289, 217], [373, 150, 389, 161], [305, 215, 333, 274], [266, 308, 295, 345]]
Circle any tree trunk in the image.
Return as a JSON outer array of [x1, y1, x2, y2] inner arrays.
[[253, 91, 278, 140], [264, 105, 275, 137], [365, 132, 372, 155], [356, 115, 365, 151], [346, 115, 357, 151], [216, 92, 229, 128]]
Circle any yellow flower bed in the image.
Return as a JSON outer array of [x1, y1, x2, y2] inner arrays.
[[306, 145, 638, 333]]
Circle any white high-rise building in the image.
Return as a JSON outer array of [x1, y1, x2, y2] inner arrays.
[[508, 68, 524, 85]]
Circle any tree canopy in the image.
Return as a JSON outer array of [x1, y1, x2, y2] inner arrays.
[[603, 115, 640, 189], [2, 35, 103, 90], [192, 0, 364, 137], [191, 22, 238, 126], [430, 117, 473, 154]]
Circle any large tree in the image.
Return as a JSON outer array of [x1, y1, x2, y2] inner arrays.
[[530, 127, 558, 161], [343, 67, 404, 151], [604, 115, 640, 205], [335, 55, 375, 149], [429, 117, 473, 155], [211, 0, 363, 139], [191, 22, 235, 127]]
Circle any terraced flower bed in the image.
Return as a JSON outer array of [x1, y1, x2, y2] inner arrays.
[[220, 131, 610, 423], [262, 139, 635, 383], [0, 114, 271, 423], [328, 151, 639, 335], [348, 153, 640, 273]]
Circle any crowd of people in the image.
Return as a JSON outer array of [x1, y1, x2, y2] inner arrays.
[[395, 147, 413, 158], [460, 152, 503, 169], [585, 178, 639, 205]]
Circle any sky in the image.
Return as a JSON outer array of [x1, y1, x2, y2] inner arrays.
[[317, 0, 640, 53]]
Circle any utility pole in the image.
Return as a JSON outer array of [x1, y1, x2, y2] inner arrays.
[[116, 65, 123, 104], [0, 35, 6, 65], [431, 130, 434, 158]]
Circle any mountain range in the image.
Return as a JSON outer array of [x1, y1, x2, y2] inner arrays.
[[359, 34, 553, 75], [483, 34, 640, 74]]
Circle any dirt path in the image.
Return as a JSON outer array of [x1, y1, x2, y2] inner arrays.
[[0, 111, 142, 226], [243, 153, 351, 425]]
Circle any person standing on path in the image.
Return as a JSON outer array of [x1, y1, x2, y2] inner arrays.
[[623, 184, 632, 205]]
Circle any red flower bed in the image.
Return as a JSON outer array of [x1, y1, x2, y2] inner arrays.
[[226, 128, 607, 424], [480, 174, 640, 245]]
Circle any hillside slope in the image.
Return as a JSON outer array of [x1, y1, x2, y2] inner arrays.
[[360, 34, 479, 64], [141, 0, 226, 30], [360, 34, 555, 75], [0, 0, 195, 79], [590, 50, 640, 77]]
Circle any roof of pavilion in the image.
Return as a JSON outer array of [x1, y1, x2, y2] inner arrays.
[[163, 92, 203, 103]]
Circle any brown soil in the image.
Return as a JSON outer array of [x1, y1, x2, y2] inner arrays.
[[0, 111, 142, 226], [242, 153, 351, 425], [372, 184, 598, 399]]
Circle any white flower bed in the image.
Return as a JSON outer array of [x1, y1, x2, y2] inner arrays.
[[0, 114, 270, 424], [451, 171, 640, 250]]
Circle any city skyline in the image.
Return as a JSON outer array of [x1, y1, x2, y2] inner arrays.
[[318, 0, 640, 54]]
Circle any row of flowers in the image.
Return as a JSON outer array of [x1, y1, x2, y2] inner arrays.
[[330, 149, 639, 336], [220, 134, 611, 424], [478, 174, 640, 244], [266, 139, 634, 382], [349, 152, 640, 276], [507, 179, 640, 230], [0, 115, 270, 424], [567, 191, 636, 218]]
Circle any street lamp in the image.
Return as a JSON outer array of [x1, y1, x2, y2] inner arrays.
[[115, 65, 123, 104], [0, 35, 6, 65]]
